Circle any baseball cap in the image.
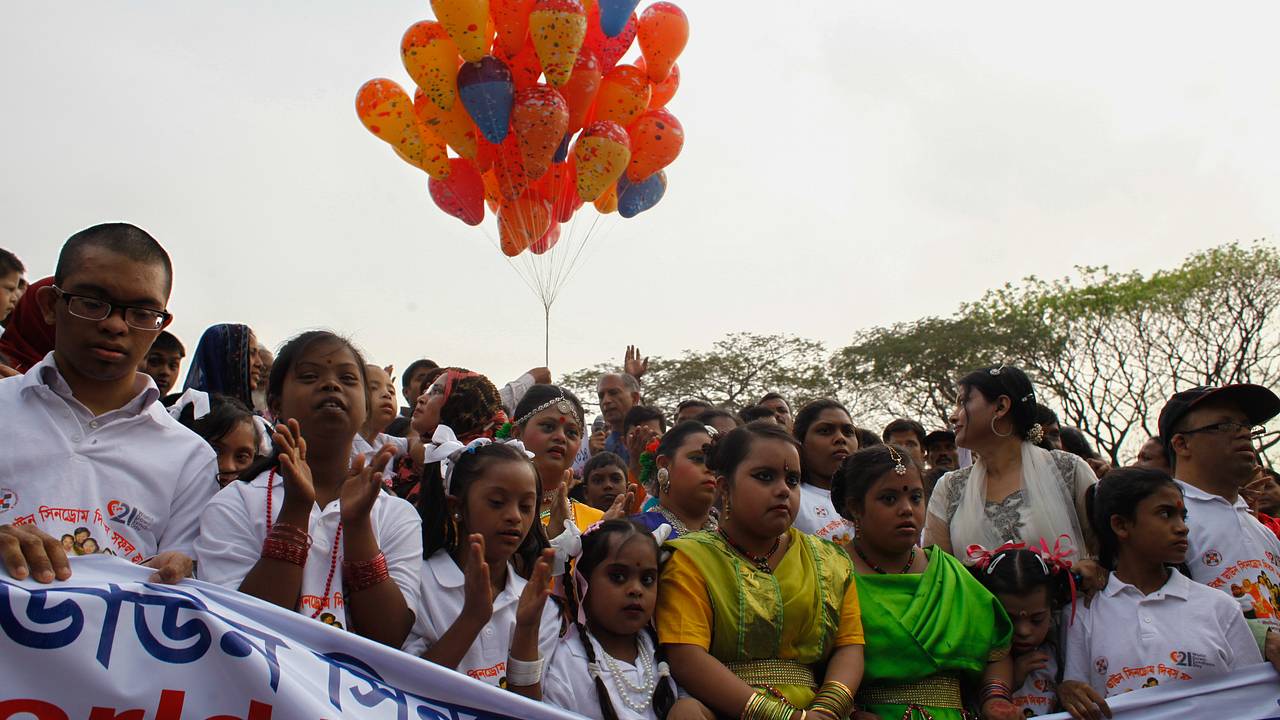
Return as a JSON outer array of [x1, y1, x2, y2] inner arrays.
[[1157, 384, 1280, 448], [924, 429, 956, 446]]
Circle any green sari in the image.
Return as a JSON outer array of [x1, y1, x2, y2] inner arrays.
[[855, 548, 1012, 720]]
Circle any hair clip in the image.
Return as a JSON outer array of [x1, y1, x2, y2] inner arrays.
[[704, 424, 719, 437], [887, 445, 907, 475]]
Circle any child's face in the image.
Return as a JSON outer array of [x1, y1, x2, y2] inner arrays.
[[585, 534, 659, 638], [724, 438, 801, 537], [662, 432, 715, 507], [999, 587, 1052, 655], [585, 464, 627, 512], [516, 407, 584, 480], [139, 348, 183, 395], [1117, 484, 1189, 566], [1259, 475, 1280, 515], [849, 466, 926, 556], [277, 340, 367, 442], [0, 271, 21, 322], [213, 419, 258, 487], [460, 460, 538, 566]]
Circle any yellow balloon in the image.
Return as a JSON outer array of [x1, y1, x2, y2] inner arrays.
[[402, 21, 460, 112], [431, 0, 493, 63], [528, 0, 588, 87], [414, 88, 479, 159], [393, 122, 452, 179]]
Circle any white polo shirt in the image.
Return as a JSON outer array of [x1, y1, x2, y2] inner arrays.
[[0, 353, 217, 562], [1012, 645, 1057, 717], [194, 468, 423, 630], [1064, 570, 1261, 698], [794, 483, 856, 545], [545, 626, 675, 720], [1175, 479, 1280, 625], [403, 549, 563, 685]]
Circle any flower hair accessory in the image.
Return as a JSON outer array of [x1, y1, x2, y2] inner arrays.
[[1026, 422, 1045, 445], [966, 541, 1027, 573], [424, 424, 534, 492], [638, 437, 661, 489]]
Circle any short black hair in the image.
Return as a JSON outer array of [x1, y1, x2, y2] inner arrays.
[[402, 358, 441, 391], [1060, 426, 1099, 460], [676, 398, 712, 413], [760, 392, 788, 405], [695, 408, 742, 428], [882, 418, 926, 445], [0, 248, 24, 277], [149, 330, 185, 357], [623, 404, 667, 433], [739, 405, 778, 423], [55, 223, 173, 295]]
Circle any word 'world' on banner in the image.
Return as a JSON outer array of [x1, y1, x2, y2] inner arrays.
[[0, 556, 583, 720]]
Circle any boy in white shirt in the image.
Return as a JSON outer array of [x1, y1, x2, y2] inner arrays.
[[0, 223, 216, 584]]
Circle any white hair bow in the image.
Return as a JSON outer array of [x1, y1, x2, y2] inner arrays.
[[424, 424, 534, 492], [167, 388, 211, 421]]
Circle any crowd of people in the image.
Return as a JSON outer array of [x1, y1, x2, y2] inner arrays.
[[2, 224, 1280, 720]]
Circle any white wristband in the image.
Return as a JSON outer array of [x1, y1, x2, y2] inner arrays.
[[506, 655, 544, 686]]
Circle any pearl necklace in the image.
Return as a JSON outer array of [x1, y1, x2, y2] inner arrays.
[[598, 635, 656, 712]]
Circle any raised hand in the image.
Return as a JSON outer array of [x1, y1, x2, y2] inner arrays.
[[624, 345, 648, 380], [588, 428, 607, 455], [340, 445, 396, 525], [515, 547, 556, 628], [460, 534, 494, 623], [547, 479, 572, 539], [626, 425, 659, 467], [602, 484, 637, 521], [274, 419, 315, 509]]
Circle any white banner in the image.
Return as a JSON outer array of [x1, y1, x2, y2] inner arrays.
[[1037, 663, 1280, 720], [0, 556, 582, 720]]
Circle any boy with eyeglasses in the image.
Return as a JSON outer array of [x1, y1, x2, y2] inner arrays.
[[0, 223, 216, 586], [1159, 383, 1280, 669]]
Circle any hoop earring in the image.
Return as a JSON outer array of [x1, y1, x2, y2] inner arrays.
[[657, 467, 671, 495], [990, 416, 1013, 438]]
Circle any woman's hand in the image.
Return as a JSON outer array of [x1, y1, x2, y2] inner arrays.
[[1074, 558, 1108, 607], [459, 534, 494, 623], [274, 419, 314, 509], [515, 548, 556, 628], [340, 445, 395, 525], [1012, 649, 1050, 690], [1059, 680, 1112, 720]]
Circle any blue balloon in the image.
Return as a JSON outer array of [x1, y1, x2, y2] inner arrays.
[[616, 171, 667, 218], [552, 132, 572, 163], [598, 0, 641, 38], [457, 56, 513, 144]]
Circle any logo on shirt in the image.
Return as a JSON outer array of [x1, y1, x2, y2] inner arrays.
[[0, 488, 16, 514], [1094, 657, 1109, 676], [1203, 550, 1223, 567], [1170, 650, 1214, 669], [107, 500, 154, 532], [814, 506, 828, 518]]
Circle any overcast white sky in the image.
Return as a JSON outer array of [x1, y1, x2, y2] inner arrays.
[[3, 2, 1278, 400]]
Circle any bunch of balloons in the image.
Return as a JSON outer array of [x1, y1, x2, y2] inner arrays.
[[357, 0, 689, 257]]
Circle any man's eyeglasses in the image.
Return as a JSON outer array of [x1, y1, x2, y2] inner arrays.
[[52, 286, 171, 331], [1178, 421, 1266, 439]]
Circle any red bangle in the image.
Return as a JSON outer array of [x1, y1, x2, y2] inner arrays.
[[343, 552, 390, 594], [262, 536, 309, 566]]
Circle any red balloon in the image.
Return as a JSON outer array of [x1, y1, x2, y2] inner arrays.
[[530, 222, 561, 254], [635, 58, 679, 108], [561, 51, 603, 133], [499, 38, 543, 92], [491, 0, 535, 57], [583, 3, 636, 72], [489, 133, 530, 200], [536, 160, 583, 222], [429, 158, 487, 225]]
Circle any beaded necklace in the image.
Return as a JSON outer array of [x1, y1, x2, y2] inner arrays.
[[267, 468, 343, 619], [717, 527, 780, 573]]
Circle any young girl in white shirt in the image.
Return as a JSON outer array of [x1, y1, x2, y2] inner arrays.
[[546, 519, 707, 720], [791, 400, 858, 544], [195, 331, 422, 648], [403, 429, 560, 700], [1060, 467, 1262, 719], [971, 544, 1075, 718]]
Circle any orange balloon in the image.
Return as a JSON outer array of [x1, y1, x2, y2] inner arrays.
[[626, 108, 682, 181], [512, 85, 570, 181], [401, 21, 460, 112], [392, 121, 452, 179], [491, 0, 535, 57], [499, 192, 553, 256], [592, 64, 651, 128], [414, 88, 479, 159], [560, 51, 603, 132], [535, 160, 583, 222], [529, 0, 588, 87], [572, 120, 630, 201], [482, 169, 502, 211], [593, 183, 618, 214], [356, 79, 419, 147], [637, 2, 687, 83], [431, 0, 493, 63], [530, 222, 561, 254], [491, 134, 530, 199], [635, 58, 679, 108]]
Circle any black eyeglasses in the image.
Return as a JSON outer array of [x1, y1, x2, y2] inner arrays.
[[52, 286, 171, 331], [1178, 421, 1265, 439]]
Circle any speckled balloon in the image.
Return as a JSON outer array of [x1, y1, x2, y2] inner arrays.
[[491, 0, 535, 57], [413, 87, 479, 159], [561, 51, 602, 132], [356, 78, 419, 146], [572, 119, 630, 201], [626, 108, 682, 181], [401, 21, 460, 112], [499, 192, 553, 256], [430, 157, 487, 224], [512, 85, 570, 180], [616, 169, 666, 217], [635, 57, 679, 108], [597, 0, 641, 37], [529, 0, 588, 87], [457, 56, 515, 143], [593, 182, 618, 214], [593, 64, 651, 128], [431, 0, 492, 63]]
